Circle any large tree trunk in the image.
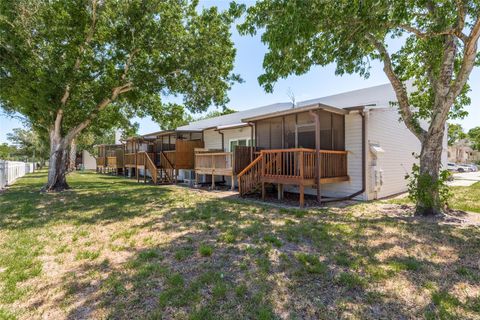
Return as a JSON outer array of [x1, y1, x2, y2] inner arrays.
[[68, 139, 77, 172], [43, 132, 70, 192], [416, 127, 446, 216]]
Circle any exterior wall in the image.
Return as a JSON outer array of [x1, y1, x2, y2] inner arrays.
[[82, 150, 97, 170], [365, 108, 422, 199], [289, 112, 365, 200], [202, 127, 252, 151], [203, 129, 223, 150]]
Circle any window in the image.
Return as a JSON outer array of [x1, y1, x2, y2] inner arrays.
[[296, 124, 316, 149], [229, 138, 252, 152]]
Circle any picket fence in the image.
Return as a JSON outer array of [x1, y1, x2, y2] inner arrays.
[[0, 160, 35, 189]]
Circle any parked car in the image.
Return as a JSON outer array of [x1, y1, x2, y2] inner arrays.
[[447, 162, 458, 172], [457, 164, 474, 172], [464, 164, 478, 172]]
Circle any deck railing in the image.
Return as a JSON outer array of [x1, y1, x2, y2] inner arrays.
[[261, 148, 347, 180], [97, 157, 106, 167], [195, 151, 233, 173], [124, 153, 136, 166], [106, 156, 117, 168]]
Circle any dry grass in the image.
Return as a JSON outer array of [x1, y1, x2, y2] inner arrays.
[[0, 171, 479, 319]]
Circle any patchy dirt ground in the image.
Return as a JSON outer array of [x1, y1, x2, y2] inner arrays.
[[0, 171, 479, 319]]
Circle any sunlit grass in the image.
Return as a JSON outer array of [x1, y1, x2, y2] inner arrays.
[[0, 170, 479, 319]]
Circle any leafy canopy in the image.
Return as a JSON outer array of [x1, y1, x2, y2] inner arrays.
[[468, 126, 480, 150], [0, 0, 241, 140], [6, 128, 49, 162], [448, 123, 467, 145], [239, 1, 479, 137]]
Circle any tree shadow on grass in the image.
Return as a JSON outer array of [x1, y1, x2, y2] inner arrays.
[[3, 171, 479, 319], [0, 171, 176, 231], [56, 195, 480, 319]]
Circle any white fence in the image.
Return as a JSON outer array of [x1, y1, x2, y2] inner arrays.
[[0, 160, 35, 189]]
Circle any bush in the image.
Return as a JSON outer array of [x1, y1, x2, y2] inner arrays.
[[405, 163, 451, 212]]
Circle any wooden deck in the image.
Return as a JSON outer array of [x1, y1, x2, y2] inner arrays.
[[96, 145, 124, 173], [238, 148, 349, 207]]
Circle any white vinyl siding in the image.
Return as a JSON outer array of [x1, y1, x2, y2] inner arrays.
[[202, 127, 253, 151], [366, 108, 421, 199]]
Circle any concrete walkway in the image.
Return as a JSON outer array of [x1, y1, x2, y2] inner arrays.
[[448, 171, 480, 187]]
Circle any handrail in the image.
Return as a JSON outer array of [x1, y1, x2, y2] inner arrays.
[[161, 151, 175, 169], [139, 151, 157, 184], [237, 154, 262, 178]]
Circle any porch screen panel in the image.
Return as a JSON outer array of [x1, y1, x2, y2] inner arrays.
[[332, 113, 345, 150], [284, 115, 296, 149], [256, 120, 270, 149], [319, 111, 332, 150], [297, 112, 314, 125], [270, 117, 282, 149]]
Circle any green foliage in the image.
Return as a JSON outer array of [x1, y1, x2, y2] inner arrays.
[[448, 123, 467, 146], [406, 164, 452, 211], [239, 1, 480, 214], [0, 0, 240, 145], [0, 143, 16, 160], [295, 253, 326, 274], [199, 244, 214, 257], [6, 128, 49, 163], [468, 126, 480, 151]]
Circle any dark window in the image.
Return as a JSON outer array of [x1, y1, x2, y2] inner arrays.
[[284, 115, 296, 149], [332, 113, 345, 150], [296, 124, 316, 149], [256, 120, 270, 149], [319, 111, 332, 150], [270, 117, 283, 149]]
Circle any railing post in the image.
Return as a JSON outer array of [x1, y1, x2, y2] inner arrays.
[[299, 150, 304, 179]]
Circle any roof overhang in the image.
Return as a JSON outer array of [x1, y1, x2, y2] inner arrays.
[[215, 123, 249, 131], [241, 103, 348, 122]]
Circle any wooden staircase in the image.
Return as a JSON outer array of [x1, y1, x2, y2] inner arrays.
[[238, 154, 263, 196], [158, 151, 175, 184], [141, 151, 175, 184]]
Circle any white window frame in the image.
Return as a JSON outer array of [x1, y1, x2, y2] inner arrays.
[[228, 138, 253, 152]]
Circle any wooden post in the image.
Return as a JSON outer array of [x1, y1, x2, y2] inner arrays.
[[310, 110, 322, 204], [299, 184, 305, 208], [211, 154, 215, 189], [262, 182, 266, 200], [231, 176, 235, 191], [277, 183, 284, 200], [299, 150, 305, 208], [144, 153, 147, 184]]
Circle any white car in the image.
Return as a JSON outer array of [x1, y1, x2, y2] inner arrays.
[[447, 162, 458, 172], [457, 164, 473, 172]]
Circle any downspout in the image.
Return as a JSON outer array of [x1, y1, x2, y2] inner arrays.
[[248, 122, 254, 162], [321, 108, 367, 202]]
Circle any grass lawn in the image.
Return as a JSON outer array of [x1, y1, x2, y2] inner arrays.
[[450, 182, 480, 213], [0, 171, 479, 319], [388, 181, 480, 214]]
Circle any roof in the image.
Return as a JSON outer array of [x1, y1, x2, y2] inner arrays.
[[175, 102, 293, 131], [136, 83, 399, 136]]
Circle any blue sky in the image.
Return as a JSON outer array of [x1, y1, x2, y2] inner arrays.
[[1, 0, 478, 142]]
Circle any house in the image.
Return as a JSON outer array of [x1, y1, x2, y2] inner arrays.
[[122, 132, 204, 183], [75, 150, 96, 170], [103, 83, 448, 207], [95, 144, 124, 174], [448, 139, 479, 164]]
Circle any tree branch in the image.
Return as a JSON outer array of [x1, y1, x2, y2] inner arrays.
[[449, 16, 480, 101], [60, 0, 98, 107], [366, 34, 426, 142]]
